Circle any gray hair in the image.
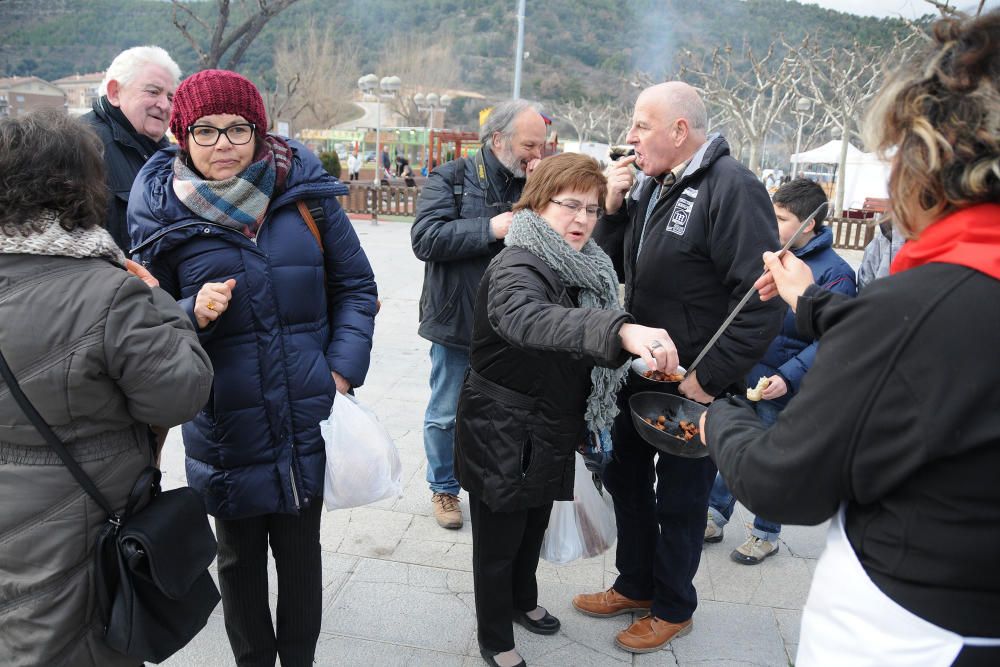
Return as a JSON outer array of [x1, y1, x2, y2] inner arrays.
[[99, 46, 181, 96], [479, 99, 541, 145]]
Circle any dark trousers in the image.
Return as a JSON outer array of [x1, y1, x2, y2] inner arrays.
[[215, 502, 323, 667], [602, 402, 717, 623], [470, 493, 553, 652]]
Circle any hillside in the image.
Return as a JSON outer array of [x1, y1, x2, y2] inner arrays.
[[1, 0, 919, 127]]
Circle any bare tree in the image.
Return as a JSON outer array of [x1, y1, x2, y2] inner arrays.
[[378, 33, 462, 128], [264, 26, 362, 132], [548, 100, 606, 144], [172, 0, 302, 71], [787, 34, 916, 213], [679, 40, 802, 175], [922, 0, 986, 16], [594, 100, 633, 145]]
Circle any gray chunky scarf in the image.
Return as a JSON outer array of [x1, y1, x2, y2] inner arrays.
[[505, 208, 628, 433], [0, 212, 126, 265]]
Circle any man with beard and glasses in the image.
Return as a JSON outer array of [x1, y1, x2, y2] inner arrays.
[[81, 45, 181, 253], [411, 99, 547, 531]]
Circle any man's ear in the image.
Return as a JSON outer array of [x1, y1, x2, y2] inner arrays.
[[674, 118, 690, 147], [106, 79, 122, 106], [491, 132, 503, 151]]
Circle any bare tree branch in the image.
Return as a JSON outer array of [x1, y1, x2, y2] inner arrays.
[[171, 0, 303, 71], [678, 38, 802, 174]]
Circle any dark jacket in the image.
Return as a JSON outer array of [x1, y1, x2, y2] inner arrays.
[[0, 252, 212, 666], [81, 97, 169, 252], [454, 247, 632, 512], [129, 141, 378, 520], [747, 225, 856, 408], [411, 145, 526, 349], [593, 135, 783, 396], [706, 264, 1000, 637]]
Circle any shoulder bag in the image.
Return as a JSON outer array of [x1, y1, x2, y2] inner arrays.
[[0, 348, 221, 663]]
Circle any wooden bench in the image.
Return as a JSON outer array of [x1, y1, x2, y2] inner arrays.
[[829, 217, 876, 250]]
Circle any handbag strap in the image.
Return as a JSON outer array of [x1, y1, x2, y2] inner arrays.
[[0, 347, 118, 522]]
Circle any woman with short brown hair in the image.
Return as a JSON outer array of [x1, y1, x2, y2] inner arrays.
[[455, 152, 677, 666]]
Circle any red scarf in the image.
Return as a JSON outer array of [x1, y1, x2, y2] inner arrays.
[[890, 203, 1000, 281]]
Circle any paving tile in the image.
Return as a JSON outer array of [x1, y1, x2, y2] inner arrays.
[[672, 599, 788, 666], [336, 507, 413, 559], [778, 521, 830, 559], [750, 553, 813, 611], [161, 614, 234, 666], [315, 633, 467, 666], [391, 538, 474, 571], [322, 580, 474, 654], [773, 607, 802, 647]]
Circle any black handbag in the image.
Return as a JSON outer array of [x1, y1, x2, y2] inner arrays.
[[0, 348, 221, 663]]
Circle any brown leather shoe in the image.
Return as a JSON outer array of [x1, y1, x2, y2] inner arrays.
[[572, 587, 653, 618], [615, 615, 693, 653]]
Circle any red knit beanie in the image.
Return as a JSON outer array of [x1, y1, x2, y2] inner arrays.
[[170, 69, 267, 146]]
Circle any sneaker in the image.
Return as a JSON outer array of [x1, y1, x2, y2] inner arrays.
[[572, 587, 652, 618], [704, 511, 724, 543], [431, 492, 463, 529], [615, 615, 693, 653], [730, 535, 778, 565]]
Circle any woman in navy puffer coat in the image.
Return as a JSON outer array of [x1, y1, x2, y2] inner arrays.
[[128, 70, 377, 665]]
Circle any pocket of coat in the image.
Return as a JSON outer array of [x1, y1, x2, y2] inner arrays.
[[520, 436, 533, 476], [425, 283, 461, 324]]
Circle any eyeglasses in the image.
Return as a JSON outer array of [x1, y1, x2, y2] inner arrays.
[[188, 123, 256, 147], [549, 198, 603, 219]]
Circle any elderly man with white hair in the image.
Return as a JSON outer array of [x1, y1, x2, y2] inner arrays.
[[82, 45, 181, 252], [573, 82, 783, 653]]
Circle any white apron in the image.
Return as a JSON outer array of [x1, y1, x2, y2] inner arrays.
[[796, 507, 1000, 667]]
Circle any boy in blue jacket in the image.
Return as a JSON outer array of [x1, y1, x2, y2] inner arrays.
[[705, 178, 857, 564]]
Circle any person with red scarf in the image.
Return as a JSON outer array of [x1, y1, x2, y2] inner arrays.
[[699, 10, 1000, 667]]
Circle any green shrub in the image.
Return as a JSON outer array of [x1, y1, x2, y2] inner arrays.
[[319, 151, 342, 179]]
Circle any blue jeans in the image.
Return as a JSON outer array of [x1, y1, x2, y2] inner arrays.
[[708, 400, 782, 542], [423, 342, 469, 495]]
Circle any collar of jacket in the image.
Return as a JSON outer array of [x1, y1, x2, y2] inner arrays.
[[92, 96, 168, 161], [793, 225, 834, 258], [481, 144, 519, 190], [129, 141, 348, 259]]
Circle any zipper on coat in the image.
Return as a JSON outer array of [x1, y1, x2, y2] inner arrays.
[[289, 461, 301, 510]]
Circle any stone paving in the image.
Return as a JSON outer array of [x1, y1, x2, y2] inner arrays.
[[161, 219, 859, 667]]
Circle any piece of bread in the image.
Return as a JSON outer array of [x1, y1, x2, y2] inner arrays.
[[746, 376, 771, 402]]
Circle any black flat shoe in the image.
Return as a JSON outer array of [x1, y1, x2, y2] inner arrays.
[[513, 607, 561, 635], [480, 646, 526, 667]]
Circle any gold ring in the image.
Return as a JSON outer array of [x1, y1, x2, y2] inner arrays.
[[206, 301, 216, 311]]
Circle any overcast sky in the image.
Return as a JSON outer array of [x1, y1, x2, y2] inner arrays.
[[798, 0, 998, 18]]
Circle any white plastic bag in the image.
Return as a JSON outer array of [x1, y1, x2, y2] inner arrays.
[[321, 394, 402, 510], [540, 454, 617, 564]]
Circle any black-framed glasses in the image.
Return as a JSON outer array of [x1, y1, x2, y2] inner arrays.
[[188, 123, 256, 147], [550, 198, 603, 219]]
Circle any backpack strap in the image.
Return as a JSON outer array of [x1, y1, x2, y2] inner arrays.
[[452, 157, 465, 213], [297, 199, 325, 253]]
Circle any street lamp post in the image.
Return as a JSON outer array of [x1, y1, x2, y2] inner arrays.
[[791, 97, 812, 179], [414, 92, 452, 168], [358, 73, 401, 223]]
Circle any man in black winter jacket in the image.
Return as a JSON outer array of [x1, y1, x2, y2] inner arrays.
[[573, 82, 783, 652], [82, 46, 180, 252], [411, 99, 547, 530]]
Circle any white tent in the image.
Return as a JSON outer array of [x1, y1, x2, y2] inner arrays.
[[791, 140, 890, 211], [842, 152, 891, 210], [790, 139, 864, 165]]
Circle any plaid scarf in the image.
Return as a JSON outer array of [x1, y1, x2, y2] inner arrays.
[[172, 134, 293, 238]]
